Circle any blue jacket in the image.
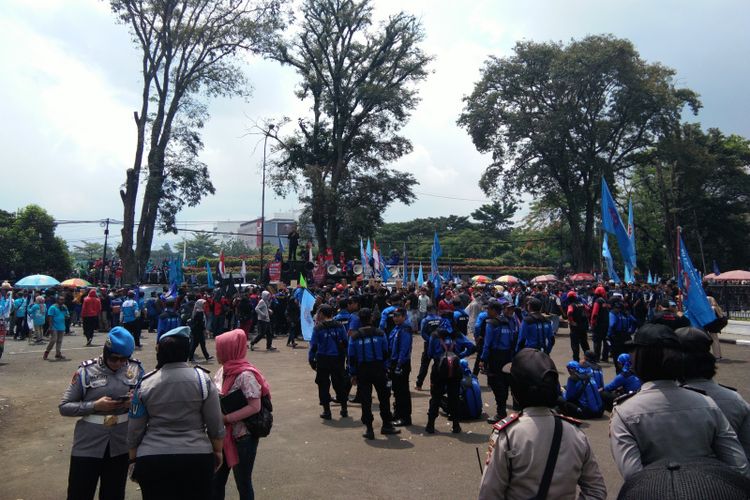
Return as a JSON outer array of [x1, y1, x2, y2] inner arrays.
[[347, 327, 389, 375], [481, 316, 517, 361], [309, 320, 348, 361], [516, 312, 554, 353], [420, 314, 450, 342], [346, 312, 361, 332], [388, 323, 412, 369], [379, 305, 398, 333], [474, 311, 488, 340], [604, 371, 642, 394], [608, 311, 636, 338], [334, 310, 352, 329], [427, 332, 475, 361], [157, 310, 181, 340], [564, 375, 604, 414], [121, 299, 139, 324], [452, 309, 470, 336]]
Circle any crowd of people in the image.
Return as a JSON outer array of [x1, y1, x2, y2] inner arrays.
[[2, 271, 748, 498]]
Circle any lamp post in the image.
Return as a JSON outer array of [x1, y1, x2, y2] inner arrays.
[[100, 218, 110, 285], [259, 124, 274, 284]]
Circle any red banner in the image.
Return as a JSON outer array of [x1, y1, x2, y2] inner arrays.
[[268, 262, 281, 282]]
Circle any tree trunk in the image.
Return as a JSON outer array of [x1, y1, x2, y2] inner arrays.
[[120, 106, 149, 283], [581, 196, 596, 271], [564, 208, 584, 270]]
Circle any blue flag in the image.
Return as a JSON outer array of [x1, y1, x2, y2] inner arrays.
[[402, 243, 407, 284], [380, 254, 392, 281], [410, 265, 415, 285], [417, 263, 424, 286], [678, 235, 716, 327], [360, 238, 367, 269], [602, 233, 621, 284], [433, 273, 441, 299], [601, 179, 636, 268], [431, 231, 442, 278], [277, 233, 285, 255], [206, 261, 214, 288], [647, 270, 653, 285], [624, 263, 634, 284], [299, 288, 316, 341], [628, 197, 636, 266]]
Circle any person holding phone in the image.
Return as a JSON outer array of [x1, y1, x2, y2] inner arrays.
[[59, 326, 144, 500]]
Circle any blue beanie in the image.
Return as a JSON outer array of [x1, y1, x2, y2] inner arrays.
[[106, 326, 135, 357]]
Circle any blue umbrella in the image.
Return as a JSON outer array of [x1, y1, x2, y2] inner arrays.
[[15, 274, 60, 289]]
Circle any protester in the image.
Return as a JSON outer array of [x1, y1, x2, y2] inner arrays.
[[388, 307, 413, 427], [45, 295, 69, 360], [60, 327, 143, 500], [81, 289, 102, 346], [560, 361, 604, 419], [190, 298, 212, 362], [308, 304, 348, 420], [28, 295, 47, 344], [127, 326, 225, 499], [480, 301, 516, 424], [566, 291, 590, 362], [213, 329, 270, 500], [600, 353, 642, 412], [250, 291, 275, 351]]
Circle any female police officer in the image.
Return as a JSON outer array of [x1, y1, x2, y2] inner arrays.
[[127, 326, 225, 499], [59, 326, 144, 500]]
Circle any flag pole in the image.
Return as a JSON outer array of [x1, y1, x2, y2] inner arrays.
[[676, 226, 683, 312]]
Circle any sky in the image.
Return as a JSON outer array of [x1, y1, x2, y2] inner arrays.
[[1, 0, 749, 251]]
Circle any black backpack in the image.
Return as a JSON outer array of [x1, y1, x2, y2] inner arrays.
[[436, 335, 462, 381]]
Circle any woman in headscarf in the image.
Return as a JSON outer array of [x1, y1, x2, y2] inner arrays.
[[190, 298, 212, 362], [213, 329, 270, 500]]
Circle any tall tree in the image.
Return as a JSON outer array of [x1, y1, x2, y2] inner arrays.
[[70, 241, 106, 262], [110, 0, 287, 281], [0, 206, 72, 279], [471, 200, 517, 235], [184, 232, 220, 259], [459, 35, 700, 268], [267, 0, 431, 249]]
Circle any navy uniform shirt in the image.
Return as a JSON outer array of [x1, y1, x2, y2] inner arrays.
[[516, 312, 554, 353], [427, 332, 475, 361], [388, 323, 412, 370], [347, 326, 389, 375], [481, 316, 517, 361], [309, 320, 347, 362]]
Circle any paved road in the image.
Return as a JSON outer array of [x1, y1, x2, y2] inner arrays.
[[1, 326, 748, 499]]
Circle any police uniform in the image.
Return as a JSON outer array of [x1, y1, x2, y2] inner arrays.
[[481, 314, 516, 421], [415, 313, 446, 389], [609, 380, 750, 480], [388, 321, 413, 425], [128, 327, 225, 499], [479, 409, 607, 500], [308, 319, 349, 417], [59, 328, 144, 500]]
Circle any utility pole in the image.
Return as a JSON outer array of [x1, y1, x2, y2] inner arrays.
[[259, 124, 274, 285], [100, 218, 110, 284]]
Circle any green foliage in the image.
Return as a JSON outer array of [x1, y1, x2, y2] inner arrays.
[[459, 35, 699, 268], [70, 241, 105, 262], [0, 205, 72, 279], [184, 233, 219, 260], [268, 0, 431, 249], [471, 201, 517, 235]]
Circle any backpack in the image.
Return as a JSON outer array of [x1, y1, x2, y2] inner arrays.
[[571, 303, 589, 329], [243, 366, 273, 438], [436, 337, 463, 381]]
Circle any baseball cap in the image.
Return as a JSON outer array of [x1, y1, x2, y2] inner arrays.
[[675, 327, 713, 353], [625, 323, 680, 350]]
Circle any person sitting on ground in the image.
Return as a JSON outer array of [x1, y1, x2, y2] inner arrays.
[[600, 353, 642, 412], [580, 350, 604, 389], [560, 361, 604, 419]]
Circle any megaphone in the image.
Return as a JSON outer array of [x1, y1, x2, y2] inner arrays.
[[353, 264, 363, 275], [327, 264, 339, 275]]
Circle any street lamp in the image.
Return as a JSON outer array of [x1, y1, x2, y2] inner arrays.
[[259, 124, 274, 284]]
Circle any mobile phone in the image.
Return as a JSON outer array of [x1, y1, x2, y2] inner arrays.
[[115, 395, 130, 402]]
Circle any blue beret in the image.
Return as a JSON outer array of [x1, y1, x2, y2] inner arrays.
[[158, 325, 191, 343], [106, 326, 135, 357]]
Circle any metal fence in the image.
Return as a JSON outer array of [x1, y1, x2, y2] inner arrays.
[[706, 284, 750, 320]]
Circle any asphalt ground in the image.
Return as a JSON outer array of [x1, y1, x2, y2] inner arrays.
[[1, 325, 748, 500]]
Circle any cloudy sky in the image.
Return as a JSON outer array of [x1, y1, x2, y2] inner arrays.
[[1, 0, 748, 250]]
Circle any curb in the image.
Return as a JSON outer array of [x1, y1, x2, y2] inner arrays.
[[556, 330, 749, 347]]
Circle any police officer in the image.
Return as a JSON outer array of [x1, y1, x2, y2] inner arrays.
[[414, 304, 448, 390], [388, 307, 413, 427], [128, 326, 225, 499], [479, 349, 607, 500], [515, 297, 554, 354], [479, 301, 517, 424], [309, 304, 349, 420], [425, 324, 475, 434], [609, 323, 749, 480], [676, 327, 750, 458], [347, 308, 400, 439], [60, 326, 144, 500]]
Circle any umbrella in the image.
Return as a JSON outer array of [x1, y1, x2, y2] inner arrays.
[[61, 278, 92, 288], [496, 275, 519, 284], [531, 274, 559, 283], [570, 273, 595, 282], [706, 270, 750, 281], [471, 275, 492, 284], [15, 274, 60, 289]]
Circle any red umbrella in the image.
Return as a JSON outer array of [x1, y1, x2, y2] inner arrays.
[[570, 273, 595, 282], [707, 270, 750, 281]]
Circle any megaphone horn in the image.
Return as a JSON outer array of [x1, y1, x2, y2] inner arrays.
[[353, 264, 363, 275], [327, 264, 339, 275]]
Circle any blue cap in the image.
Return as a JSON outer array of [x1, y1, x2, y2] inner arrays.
[[566, 360, 580, 371], [106, 326, 135, 357], [158, 326, 191, 343]]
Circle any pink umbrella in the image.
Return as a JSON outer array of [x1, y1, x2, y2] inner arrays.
[[707, 270, 750, 281], [496, 275, 519, 284], [570, 273, 595, 282], [531, 274, 559, 283]]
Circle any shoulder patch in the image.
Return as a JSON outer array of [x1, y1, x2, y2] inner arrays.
[[492, 413, 520, 432], [718, 383, 738, 392], [194, 365, 211, 374], [80, 358, 97, 368], [556, 414, 582, 426], [613, 391, 637, 407], [128, 358, 142, 365], [681, 384, 707, 396], [141, 369, 159, 381]]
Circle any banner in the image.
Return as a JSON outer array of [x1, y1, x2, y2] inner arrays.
[[300, 288, 316, 341], [268, 262, 281, 282]]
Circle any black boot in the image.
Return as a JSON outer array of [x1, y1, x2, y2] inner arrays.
[[425, 418, 435, 434], [340, 405, 348, 418], [381, 424, 401, 435], [320, 404, 332, 420], [452, 420, 462, 434], [363, 425, 375, 440]]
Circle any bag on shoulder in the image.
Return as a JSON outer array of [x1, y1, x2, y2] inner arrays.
[[243, 367, 273, 438], [436, 339, 462, 381]]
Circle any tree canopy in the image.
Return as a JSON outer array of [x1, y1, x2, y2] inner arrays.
[[111, 0, 287, 281], [0, 205, 72, 280], [459, 35, 700, 268], [267, 0, 431, 249]]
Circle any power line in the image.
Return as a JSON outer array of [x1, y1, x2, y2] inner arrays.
[[413, 191, 487, 202]]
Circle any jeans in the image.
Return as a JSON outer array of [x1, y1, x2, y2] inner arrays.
[[213, 435, 260, 500]]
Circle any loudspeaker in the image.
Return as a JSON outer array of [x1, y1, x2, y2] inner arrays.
[[281, 260, 307, 283]]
